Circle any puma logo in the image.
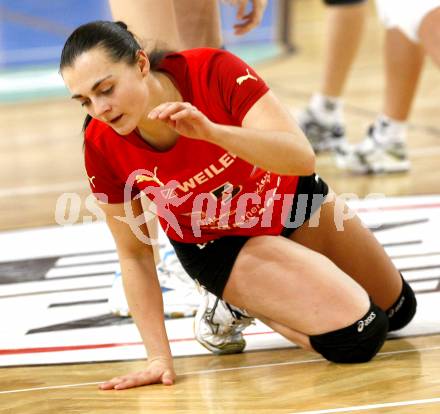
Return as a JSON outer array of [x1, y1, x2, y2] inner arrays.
[[136, 167, 164, 187], [236, 69, 258, 85], [88, 176, 96, 188]]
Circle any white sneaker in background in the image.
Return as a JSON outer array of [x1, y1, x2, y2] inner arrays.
[[296, 107, 347, 153], [339, 124, 410, 174]]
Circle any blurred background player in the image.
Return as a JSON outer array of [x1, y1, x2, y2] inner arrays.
[[108, 0, 268, 355], [108, 0, 267, 50], [298, 0, 440, 174], [296, 1, 368, 155], [345, 0, 440, 174]]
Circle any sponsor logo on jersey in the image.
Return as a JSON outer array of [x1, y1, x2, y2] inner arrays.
[[236, 69, 258, 85], [88, 176, 96, 188], [135, 153, 237, 197], [211, 182, 242, 204], [136, 166, 164, 187]]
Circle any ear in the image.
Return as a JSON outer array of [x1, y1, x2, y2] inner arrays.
[[137, 50, 150, 77]]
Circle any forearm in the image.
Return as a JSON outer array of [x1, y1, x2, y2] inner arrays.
[[206, 123, 315, 176], [120, 255, 172, 360]]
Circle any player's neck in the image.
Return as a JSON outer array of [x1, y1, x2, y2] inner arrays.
[[136, 72, 182, 150], [153, 71, 182, 107], [135, 125, 179, 151]]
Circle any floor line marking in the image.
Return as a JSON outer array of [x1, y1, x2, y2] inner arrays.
[[1, 335, 440, 357], [0, 358, 326, 395], [0, 382, 102, 395], [1, 344, 440, 395], [289, 397, 440, 414], [0, 331, 275, 355]]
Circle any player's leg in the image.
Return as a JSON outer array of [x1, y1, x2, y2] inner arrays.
[[222, 235, 388, 363], [288, 188, 416, 331]]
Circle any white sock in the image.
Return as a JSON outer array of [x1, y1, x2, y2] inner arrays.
[[309, 93, 344, 126], [373, 114, 407, 144]]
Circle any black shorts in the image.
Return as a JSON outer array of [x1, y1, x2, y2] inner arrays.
[[169, 174, 329, 298]]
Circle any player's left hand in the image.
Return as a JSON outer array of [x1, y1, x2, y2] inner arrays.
[[148, 102, 216, 141], [99, 357, 176, 390]]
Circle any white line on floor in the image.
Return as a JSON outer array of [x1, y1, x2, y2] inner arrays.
[[1, 344, 439, 395], [290, 397, 440, 414], [0, 381, 102, 394]]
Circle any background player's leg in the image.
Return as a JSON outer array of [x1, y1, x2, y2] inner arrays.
[[344, 28, 422, 174], [109, 0, 223, 51], [418, 6, 440, 67], [173, 0, 223, 49], [297, 2, 367, 153], [382, 29, 424, 121], [320, 1, 367, 98], [108, 0, 182, 50]]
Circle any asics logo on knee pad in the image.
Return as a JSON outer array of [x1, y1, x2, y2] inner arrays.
[[357, 311, 376, 332], [387, 295, 405, 318], [309, 304, 388, 364]]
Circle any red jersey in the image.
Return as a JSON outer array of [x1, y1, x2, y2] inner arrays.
[[84, 48, 299, 243]]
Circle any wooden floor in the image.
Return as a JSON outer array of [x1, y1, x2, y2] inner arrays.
[[1, 0, 440, 412], [1, 335, 440, 413]]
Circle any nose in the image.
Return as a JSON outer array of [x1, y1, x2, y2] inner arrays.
[[93, 98, 111, 118]]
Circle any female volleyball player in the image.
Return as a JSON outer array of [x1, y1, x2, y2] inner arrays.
[[60, 20, 416, 390]]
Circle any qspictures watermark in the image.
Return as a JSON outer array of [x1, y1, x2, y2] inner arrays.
[[54, 170, 386, 246]]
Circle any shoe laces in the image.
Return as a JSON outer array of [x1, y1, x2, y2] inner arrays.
[[203, 294, 254, 335]]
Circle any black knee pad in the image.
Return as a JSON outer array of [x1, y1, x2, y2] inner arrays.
[[309, 302, 389, 363], [387, 277, 417, 332], [323, 0, 367, 5]]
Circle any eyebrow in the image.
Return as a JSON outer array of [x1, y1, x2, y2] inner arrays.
[[71, 75, 113, 99]]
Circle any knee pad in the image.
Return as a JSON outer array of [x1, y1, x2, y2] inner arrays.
[[309, 302, 389, 363], [323, 0, 367, 5], [387, 277, 417, 332]]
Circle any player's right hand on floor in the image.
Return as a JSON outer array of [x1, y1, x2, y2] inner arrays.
[[99, 357, 176, 390]]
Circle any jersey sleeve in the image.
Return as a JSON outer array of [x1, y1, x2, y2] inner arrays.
[[211, 50, 270, 124], [84, 140, 130, 204]]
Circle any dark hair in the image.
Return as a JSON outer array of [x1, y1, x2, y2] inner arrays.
[[60, 20, 169, 138]]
